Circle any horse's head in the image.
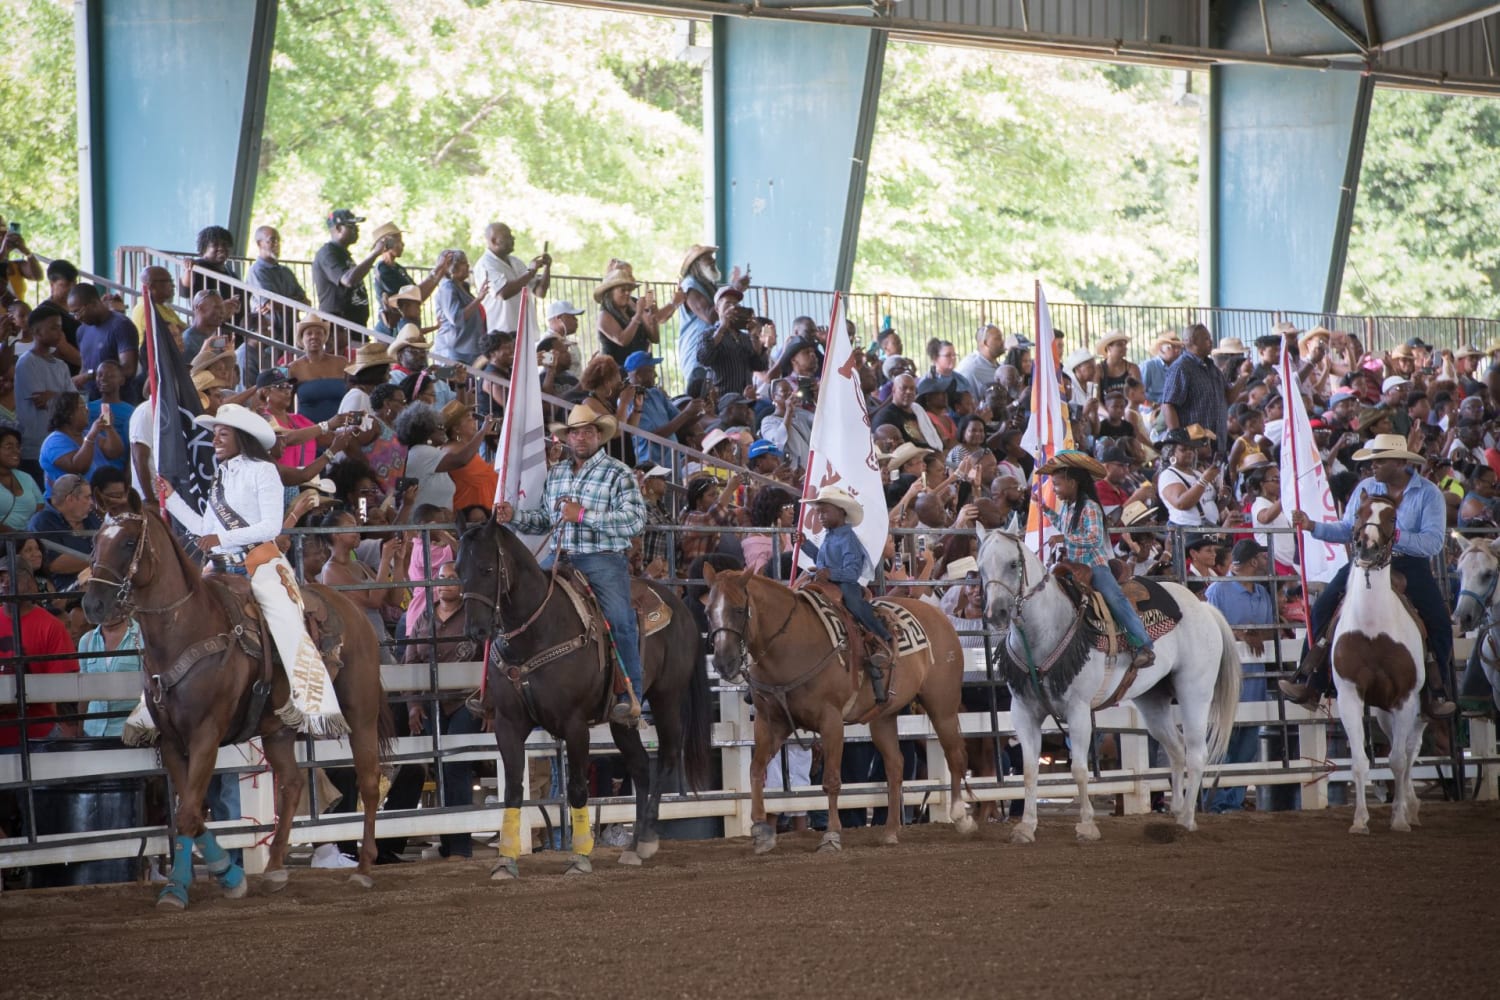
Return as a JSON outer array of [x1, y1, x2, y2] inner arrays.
[[82, 493, 154, 625], [701, 564, 751, 683], [1352, 495, 1396, 569], [455, 514, 509, 645], [1454, 535, 1500, 632], [975, 524, 1030, 631]]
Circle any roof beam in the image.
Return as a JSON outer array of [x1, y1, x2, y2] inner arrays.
[[1305, 0, 1369, 53]]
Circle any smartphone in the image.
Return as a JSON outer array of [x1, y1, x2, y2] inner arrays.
[[395, 476, 418, 495], [357, 497, 369, 523], [99, 406, 112, 427], [541, 350, 556, 366]]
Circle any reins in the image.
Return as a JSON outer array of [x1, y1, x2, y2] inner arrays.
[[86, 513, 198, 616]]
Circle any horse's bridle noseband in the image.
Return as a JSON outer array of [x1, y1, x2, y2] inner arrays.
[[980, 531, 1051, 622], [85, 513, 194, 616]]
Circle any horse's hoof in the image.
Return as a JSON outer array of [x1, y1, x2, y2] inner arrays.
[[348, 872, 374, 890], [564, 855, 593, 876], [262, 868, 289, 893], [221, 877, 248, 900], [635, 836, 659, 861], [1349, 824, 1370, 836], [1010, 826, 1036, 845], [751, 833, 777, 856], [1176, 820, 1197, 834], [490, 859, 520, 881], [1392, 819, 1412, 833], [817, 832, 842, 853], [1075, 823, 1102, 843], [155, 886, 188, 911], [954, 815, 978, 836], [617, 851, 642, 867], [882, 831, 899, 847]]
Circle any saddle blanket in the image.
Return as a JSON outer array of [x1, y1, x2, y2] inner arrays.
[[1084, 577, 1182, 654], [799, 588, 931, 658]]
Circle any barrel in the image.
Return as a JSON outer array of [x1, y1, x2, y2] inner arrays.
[[27, 736, 144, 888]]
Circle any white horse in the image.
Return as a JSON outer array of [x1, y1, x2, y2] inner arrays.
[[976, 527, 1241, 840], [1452, 535, 1500, 715], [1329, 495, 1425, 834]]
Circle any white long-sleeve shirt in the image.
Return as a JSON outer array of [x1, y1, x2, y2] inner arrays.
[[163, 455, 284, 554]]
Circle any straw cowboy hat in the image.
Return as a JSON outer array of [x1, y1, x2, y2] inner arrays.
[[439, 399, 470, 433], [1119, 500, 1160, 527], [1352, 433, 1424, 464], [550, 403, 617, 443], [1355, 406, 1393, 433], [1210, 337, 1247, 356], [942, 556, 980, 580], [295, 317, 330, 346], [194, 403, 277, 450], [679, 243, 717, 278], [1272, 320, 1301, 337], [1388, 343, 1414, 359], [1151, 329, 1183, 350], [386, 323, 432, 360], [1037, 449, 1107, 479], [1298, 325, 1332, 348], [887, 442, 932, 470], [1237, 451, 1273, 473], [368, 222, 401, 246], [345, 340, 392, 376], [1455, 344, 1485, 360], [389, 284, 422, 306], [801, 485, 865, 527], [593, 267, 640, 304], [296, 477, 339, 510], [1094, 330, 1129, 355], [189, 339, 235, 374]]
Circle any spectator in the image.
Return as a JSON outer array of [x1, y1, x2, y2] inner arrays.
[[190, 339, 250, 413], [996, 336, 1034, 402], [1203, 539, 1277, 813], [677, 244, 749, 390], [79, 614, 144, 739], [386, 323, 454, 405], [1158, 427, 1223, 528], [939, 561, 987, 648], [128, 266, 185, 351], [246, 225, 309, 344], [537, 334, 578, 396], [433, 250, 489, 366], [256, 370, 346, 470], [13, 303, 75, 480], [545, 299, 585, 358], [626, 351, 701, 467], [679, 475, 739, 568], [439, 401, 499, 512], [368, 223, 448, 335], [39, 391, 124, 493], [42, 259, 83, 366], [394, 402, 494, 513], [181, 289, 226, 360], [313, 209, 387, 330], [347, 383, 408, 496], [957, 324, 1005, 391], [179, 226, 244, 325], [0, 561, 80, 750], [1162, 324, 1242, 452], [873, 373, 940, 449], [697, 287, 769, 397], [0, 425, 43, 531], [914, 376, 957, 449], [595, 266, 680, 366], [760, 378, 815, 471], [744, 486, 796, 577], [340, 342, 393, 414], [1095, 330, 1140, 397], [474, 331, 514, 427], [746, 438, 787, 479], [476, 222, 550, 337], [88, 466, 132, 519], [0, 219, 43, 298], [68, 283, 139, 400], [766, 334, 821, 385], [318, 510, 405, 642], [26, 473, 101, 593], [927, 338, 977, 400], [636, 464, 674, 578], [288, 318, 351, 425], [1141, 329, 1184, 405]]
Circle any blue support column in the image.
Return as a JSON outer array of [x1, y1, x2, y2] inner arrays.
[[1207, 64, 1374, 313], [77, 0, 277, 274], [712, 18, 885, 292]]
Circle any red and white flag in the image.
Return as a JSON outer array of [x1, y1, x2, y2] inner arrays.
[[1278, 340, 1346, 583], [494, 290, 547, 515], [798, 292, 886, 579], [1022, 281, 1072, 554]]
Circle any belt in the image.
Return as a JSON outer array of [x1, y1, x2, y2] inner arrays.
[[210, 550, 246, 567]]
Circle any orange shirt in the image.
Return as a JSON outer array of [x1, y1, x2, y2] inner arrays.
[[450, 452, 498, 513]]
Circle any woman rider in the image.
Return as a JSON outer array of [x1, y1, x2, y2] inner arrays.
[[1033, 450, 1155, 670]]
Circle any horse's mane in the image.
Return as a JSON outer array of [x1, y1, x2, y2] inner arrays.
[[983, 531, 1103, 703]]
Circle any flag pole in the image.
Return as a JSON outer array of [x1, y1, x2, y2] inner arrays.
[[792, 291, 843, 572], [141, 281, 166, 513], [1281, 346, 1313, 610], [1031, 279, 1045, 559]]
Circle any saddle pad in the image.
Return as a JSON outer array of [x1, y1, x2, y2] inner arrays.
[[1086, 577, 1183, 652], [797, 589, 930, 658]]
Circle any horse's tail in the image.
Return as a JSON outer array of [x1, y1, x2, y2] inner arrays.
[[1203, 602, 1243, 766], [376, 698, 397, 761], [681, 649, 714, 793]]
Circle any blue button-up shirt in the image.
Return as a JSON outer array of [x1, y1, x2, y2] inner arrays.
[[815, 524, 866, 583], [1141, 355, 1169, 404], [1310, 474, 1445, 559], [633, 386, 679, 467]]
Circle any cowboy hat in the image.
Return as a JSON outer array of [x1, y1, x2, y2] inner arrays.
[[345, 340, 392, 375], [679, 243, 717, 278], [942, 556, 980, 580], [1185, 423, 1217, 442], [555, 403, 617, 443], [189, 339, 235, 374], [1272, 321, 1301, 336], [1455, 344, 1485, 360], [1119, 500, 1159, 527], [295, 317, 331, 346], [1151, 329, 1183, 349], [701, 428, 733, 454], [368, 222, 401, 245], [1062, 348, 1095, 378], [593, 268, 640, 304], [439, 399, 471, 432], [389, 284, 422, 306], [194, 403, 276, 450], [1237, 452, 1273, 472], [1298, 325, 1332, 348], [1210, 337, 1247, 356], [386, 324, 432, 360], [801, 485, 865, 527], [296, 477, 339, 510], [1355, 406, 1393, 432], [1037, 449, 1107, 479], [887, 442, 932, 470], [1352, 433, 1424, 464], [1094, 330, 1129, 354], [1388, 343, 1414, 359]]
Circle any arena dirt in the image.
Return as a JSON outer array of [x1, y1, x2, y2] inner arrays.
[[2, 801, 1496, 999]]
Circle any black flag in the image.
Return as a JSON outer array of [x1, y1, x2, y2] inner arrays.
[[142, 288, 215, 514]]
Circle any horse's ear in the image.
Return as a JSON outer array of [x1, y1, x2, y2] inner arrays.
[[975, 523, 989, 549], [702, 563, 718, 585], [1487, 536, 1500, 558], [127, 489, 142, 515]]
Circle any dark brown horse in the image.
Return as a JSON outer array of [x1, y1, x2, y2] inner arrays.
[[702, 568, 975, 854], [455, 517, 711, 878], [81, 499, 392, 908]]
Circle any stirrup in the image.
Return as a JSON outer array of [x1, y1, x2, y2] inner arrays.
[[1421, 690, 1456, 721], [610, 695, 640, 725], [1278, 677, 1321, 708], [1128, 646, 1155, 669]]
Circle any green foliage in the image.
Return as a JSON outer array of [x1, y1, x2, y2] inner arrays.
[[0, 0, 78, 262]]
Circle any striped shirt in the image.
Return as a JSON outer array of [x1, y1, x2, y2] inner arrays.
[[510, 448, 646, 555], [1040, 499, 1113, 566], [1161, 352, 1230, 450], [697, 325, 769, 396]]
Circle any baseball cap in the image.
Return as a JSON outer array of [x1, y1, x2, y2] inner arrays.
[[1002, 333, 1032, 350], [327, 208, 365, 227], [642, 465, 671, 479], [1405, 337, 1432, 350], [717, 392, 748, 415], [1230, 538, 1266, 564], [1381, 375, 1410, 393], [713, 285, 744, 304], [623, 351, 662, 373], [547, 300, 585, 320], [52, 473, 89, 500], [747, 440, 781, 460], [1327, 389, 1356, 408], [255, 370, 295, 389]]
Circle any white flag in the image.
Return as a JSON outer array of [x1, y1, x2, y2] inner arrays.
[[1278, 340, 1347, 583], [798, 293, 886, 580], [1021, 281, 1071, 553], [494, 290, 548, 514]]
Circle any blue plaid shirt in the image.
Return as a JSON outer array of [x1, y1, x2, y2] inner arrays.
[[510, 449, 646, 555], [1161, 352, 1230, 449]]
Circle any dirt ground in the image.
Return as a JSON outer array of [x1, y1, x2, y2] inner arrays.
[[1, 801, 1497, 1000]]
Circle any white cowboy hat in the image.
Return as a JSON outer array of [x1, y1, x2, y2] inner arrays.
[[389, 283, 422, 306], [943, 556, 980, 580], [701, 428, 733, 454], [1094, 330, 1129, 354], [1352, 433, 1424, 464], [386, 323, 432, 360], [1062, 348, 1095, 376], [887, 442, 932, 470], [1210, 337, 1247, 356], [194, 403, 276, 450], [345, 340, 392, 375], [801, 485, 865, 527]]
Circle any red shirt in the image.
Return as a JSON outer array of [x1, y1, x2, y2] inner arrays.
[[0, 606, 80, 747]]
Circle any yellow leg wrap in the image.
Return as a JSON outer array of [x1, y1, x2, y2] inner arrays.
[[498, 807, 522, 860], [570, 806, 594, 857]]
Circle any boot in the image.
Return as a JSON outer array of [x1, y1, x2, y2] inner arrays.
[[1421, 655, 1456, 721], [866, 642, 892, 705], [1279, 633, 1334, 707]]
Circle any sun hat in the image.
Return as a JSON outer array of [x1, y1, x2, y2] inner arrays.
[[1210, 337, 1247, 356], [194, 403, 276, 450], [368, 222, 400, 245], [1352, 433, 1424, 464], [801, 485, 865, 527], [390, 284, 422, 306], [547, 300, 585, 320], [593, 268, 640, 304], [747, 439, 781, 461], [887, 442, 932, 469], [622, 351, 662, 373], [1094, 330, 1129, 355], [679, 243, 718, 278], [1036, 449, 1107, 478], [345, 340, 393, 376], [386, 324, 432, 360]]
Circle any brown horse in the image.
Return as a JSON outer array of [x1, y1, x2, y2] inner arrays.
[[81, 499, 392, 908], [702, 568, 974, 853]]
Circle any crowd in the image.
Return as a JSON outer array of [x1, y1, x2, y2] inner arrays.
[[2, 205, 1494, 858]]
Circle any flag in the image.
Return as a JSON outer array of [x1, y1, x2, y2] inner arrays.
[[143, 288, 214, 519], [797, 292, 886, 580], [1021, 281, 1073, 554], [493, 289, 548, 513], [1278, 340, 1346, 583]]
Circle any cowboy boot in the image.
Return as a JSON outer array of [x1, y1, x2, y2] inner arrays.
[[866, 641, 892, 705], [1279, 628, 1335, 707], [1421, 655, 1456, 721]]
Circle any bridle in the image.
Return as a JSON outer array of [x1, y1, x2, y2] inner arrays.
[[459, 524, 560, 642], [85, 513, 195, 616], [979, 531, 1051, 623], [707, 583, 799, 680], [1352, 506, 1395, 580]]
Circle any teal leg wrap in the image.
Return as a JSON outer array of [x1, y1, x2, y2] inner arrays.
[[195, 831, 244, 890], [157, 834, 194, 906]]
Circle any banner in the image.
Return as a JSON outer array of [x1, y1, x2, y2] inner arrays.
[[143, 288, 214, 519], [798, 293, 886, 579], [493, 290, 549, 543], [1021, 281, 1072, 554], [1278, 340, 1347, 583]]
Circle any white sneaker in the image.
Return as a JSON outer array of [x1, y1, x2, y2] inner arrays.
[[420, 845, 444, 861], [310, 843, 358, 869]]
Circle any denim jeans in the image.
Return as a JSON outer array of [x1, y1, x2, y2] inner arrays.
[[569, 551, 643, 698], [840, 582, 892, 641], [438, 704, 481, 858], [1310, 556, 1451, 674], [1090, 564, 1151, 650], [205, 774, 243, 867]]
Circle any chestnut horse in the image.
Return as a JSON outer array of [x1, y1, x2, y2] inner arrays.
[[702, 567, 974, 854], [82, 500, 392, 908]]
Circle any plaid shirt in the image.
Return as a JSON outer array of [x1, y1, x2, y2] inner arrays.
[[1161, 352, 1230, 451], [511, 449, 646, 555], [1040, 499, 1113, 566]]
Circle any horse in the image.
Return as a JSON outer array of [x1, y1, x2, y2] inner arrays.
[[975, 527, 1241, 841], [81, 499, 393, 908], [702, 567, 974, 854], [1451, 534, 1500, 715], [455, 517, 712, 878], [1330, 496, 1425, 834]]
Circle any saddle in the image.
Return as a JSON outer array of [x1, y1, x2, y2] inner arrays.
[[794, 580, 918, 675], [207, 573, 347, 680], [1052, 561, 1184, 656]]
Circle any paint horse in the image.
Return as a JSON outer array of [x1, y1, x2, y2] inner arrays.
[[1327, 495, 1426, 834], [976, 527, 1241, 840], [1452, 534, 1500, 715]]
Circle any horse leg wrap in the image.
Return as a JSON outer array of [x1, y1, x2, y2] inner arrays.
[[570, 806, 595, 857], [195, 832, 245, 891], [498, 807, 522, 860], [157, 834, 195, 907]]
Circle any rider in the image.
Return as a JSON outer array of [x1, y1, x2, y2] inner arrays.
[[806, 486, 893, 704], [1033, 450, 1155, 670], [1279, 433, 1456, 720], [158, 403, 346, 735], [495, 404, 647, 724]]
